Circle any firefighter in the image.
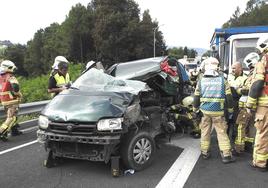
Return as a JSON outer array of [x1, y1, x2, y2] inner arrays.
[[169, 95, 201, 138], [189, 68, 200, 88], [48, 57, 71, 98], [227, 61, 248, 141], [0, 60, 23, 141], [234, 52, 259, 155], [193, 57, 235, 163], [246, 37, 268, 171]]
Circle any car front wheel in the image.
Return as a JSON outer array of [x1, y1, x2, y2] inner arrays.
[[121, 131, 156, 171]]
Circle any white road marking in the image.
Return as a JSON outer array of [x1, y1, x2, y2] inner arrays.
[[0, 140, 38, 155], [156, 136, 200, 188], [21, 126, 38, 133]]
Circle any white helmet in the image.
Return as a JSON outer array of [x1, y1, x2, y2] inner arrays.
[[243, 52, 260, 69], [52, 56, 69, 70], [202, 57, 219, 76], [203, 57, 219, 71], [256, 36, 268, 54], [0, 60, 17, 73]]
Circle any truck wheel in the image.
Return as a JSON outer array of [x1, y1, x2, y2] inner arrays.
[[121, 131, 156, 171]]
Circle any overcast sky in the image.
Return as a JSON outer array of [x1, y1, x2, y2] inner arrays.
[[0, 0, 249, 49]]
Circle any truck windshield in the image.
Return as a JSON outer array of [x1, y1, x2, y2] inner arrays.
[[232, 38, 258, 70]]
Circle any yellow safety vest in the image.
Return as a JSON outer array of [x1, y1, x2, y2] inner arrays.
[[54, 73, 70, 87], [51, 73, 70, 97]]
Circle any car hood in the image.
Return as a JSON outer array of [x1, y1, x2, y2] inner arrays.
[[41, 90, 134, 122]]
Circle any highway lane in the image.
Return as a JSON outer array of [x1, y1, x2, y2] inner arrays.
[[184, 134, 268, 188], [0, 128, 37, 151], [0, 130, 182, 188], [1, 129, 268, 188]]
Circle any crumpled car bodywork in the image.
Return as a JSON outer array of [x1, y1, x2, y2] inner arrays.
[[37, 56, 186, 171]]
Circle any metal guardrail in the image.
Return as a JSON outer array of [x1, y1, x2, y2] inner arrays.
[[0, 100, 50, 119]]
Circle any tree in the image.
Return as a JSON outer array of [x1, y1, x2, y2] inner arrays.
[[168, 47, 197, 59], [62, 3, 95, 63], [189, 49, 198, 58], [42, 23, 68, 72], [223, 6, 241, 28], [11, 0, 168, 75], [222, 0, 268, 28], [24, 30, 44, 76], [168, 47, 184, 59]]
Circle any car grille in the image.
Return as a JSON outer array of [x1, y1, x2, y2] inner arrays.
[[49, 122, 97, 135]]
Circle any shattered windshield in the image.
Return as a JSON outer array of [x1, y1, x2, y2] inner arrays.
[[72, 68, 148, 94]]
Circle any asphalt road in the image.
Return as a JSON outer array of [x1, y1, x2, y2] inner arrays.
[[184, 134, 268, 188], [1, 128, 268, 188], [0, 129, 182, 188]]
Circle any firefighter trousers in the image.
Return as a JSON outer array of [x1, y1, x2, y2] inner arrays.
[[0, 105, 18, 135], [252, 106, 268, 168], [235, 108, 255, 152], [200, 114, 231, 157]]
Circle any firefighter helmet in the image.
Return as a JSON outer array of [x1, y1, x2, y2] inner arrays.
[[256, 36, 268, 54], [0, 60, 17, 73], [52, 56, 69, 70], [203, 57, 219, 71], [243, 52, 260, 69], [182, 96, 194, 108]]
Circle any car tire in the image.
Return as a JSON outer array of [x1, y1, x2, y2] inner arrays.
[[121, 131, 156, 171]]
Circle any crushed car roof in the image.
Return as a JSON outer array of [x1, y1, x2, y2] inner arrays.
[[107, 57, 166, 80]]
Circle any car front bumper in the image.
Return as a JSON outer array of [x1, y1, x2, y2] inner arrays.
[[37, 130, 121, 162]]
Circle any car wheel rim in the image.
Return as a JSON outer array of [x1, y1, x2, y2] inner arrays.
[[133, 138, 152, 164]]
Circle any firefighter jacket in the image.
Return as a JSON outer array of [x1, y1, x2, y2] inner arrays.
[[193, 75, 234, 116], [247, 55, 268, 108], [0, 73, 21, 106], [238, 70, 256, 108], [228, 73, 247, 99]]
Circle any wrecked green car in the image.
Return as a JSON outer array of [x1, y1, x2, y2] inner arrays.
[[37, 56, 188, 173]]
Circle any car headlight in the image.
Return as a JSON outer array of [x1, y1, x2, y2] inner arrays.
[[97, 118, 123, 131], [38, 115, 49, 129]]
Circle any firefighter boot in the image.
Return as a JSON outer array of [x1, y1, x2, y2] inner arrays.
[[11, 124, 23, 136], [0, 132, 8, 142], [201, 151, 211, 160], [221, 152, 236, 164], [250, 162, 267, 172]]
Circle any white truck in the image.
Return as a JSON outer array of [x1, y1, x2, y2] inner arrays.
[[210, 26, 268, 74]]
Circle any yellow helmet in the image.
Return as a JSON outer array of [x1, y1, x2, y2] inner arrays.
[[182, 96, 194, 108]]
